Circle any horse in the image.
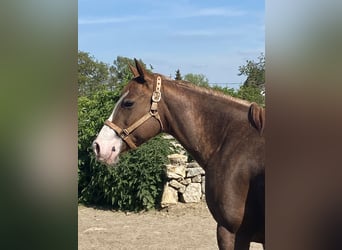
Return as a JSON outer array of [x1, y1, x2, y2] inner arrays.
[[93, 59, 265, 250]]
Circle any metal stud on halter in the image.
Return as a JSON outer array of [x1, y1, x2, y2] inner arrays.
[[152, 76, 162, 102]]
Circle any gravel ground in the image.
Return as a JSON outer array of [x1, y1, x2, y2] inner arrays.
[[78, 202, 263, 250]]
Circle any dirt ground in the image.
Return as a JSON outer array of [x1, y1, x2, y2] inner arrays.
[[78, 202, 263, 250]]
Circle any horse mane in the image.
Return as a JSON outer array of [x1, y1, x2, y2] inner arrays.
[[158, 74, 251, 108]]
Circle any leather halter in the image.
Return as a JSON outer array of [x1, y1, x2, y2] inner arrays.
[[104, 76, 164, 149]]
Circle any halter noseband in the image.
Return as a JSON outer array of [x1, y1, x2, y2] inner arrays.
[[104, 76, 164, 149]]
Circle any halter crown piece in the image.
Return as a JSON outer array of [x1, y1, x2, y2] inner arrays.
[[104, 76, 164, 149]]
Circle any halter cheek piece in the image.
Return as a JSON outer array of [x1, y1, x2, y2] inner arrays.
[[104, 76, 164, 150]]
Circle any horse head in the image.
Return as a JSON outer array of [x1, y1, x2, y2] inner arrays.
[[92, 59, 164, 165]]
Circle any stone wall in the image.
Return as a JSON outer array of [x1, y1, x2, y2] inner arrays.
[[161, 154, 205, 207]]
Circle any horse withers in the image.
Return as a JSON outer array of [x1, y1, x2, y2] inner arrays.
[[93, 59, 265, 250]]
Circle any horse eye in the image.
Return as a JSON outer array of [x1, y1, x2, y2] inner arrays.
[[122, 100, 134, 108]]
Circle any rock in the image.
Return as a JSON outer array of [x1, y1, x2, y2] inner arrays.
[[168, 154, 187, 165], [180, 183, 202, 203], [250, 242, 264, 250], [201, 176, 206, 194], [161, 184, 178, 207], [166, 172, 183, 179], [179, 178, 191, 186], [169, 180, 186, 190], [191, 175, 202, 183], [162, 135, 174, 140], [178, 185, 186, 194], [186, 167, 205, 177], [187, 161, 201, 168], [166, 164, 186, 178], [163, 158, 206, 204]]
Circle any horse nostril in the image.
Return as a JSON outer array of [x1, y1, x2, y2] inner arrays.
[[93, 141, 100, 156], [112, 146, 116, 152]]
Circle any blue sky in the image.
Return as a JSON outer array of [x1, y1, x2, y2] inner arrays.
[[78, 0, 264, 87]]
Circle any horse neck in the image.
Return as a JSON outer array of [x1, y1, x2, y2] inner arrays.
[[160, 81, 250, 168]]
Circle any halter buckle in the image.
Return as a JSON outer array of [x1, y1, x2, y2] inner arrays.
[[120, 129, 130, 138], [152, 91, 161, 102]]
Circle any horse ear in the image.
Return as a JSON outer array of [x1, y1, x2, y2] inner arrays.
[[134, 58, 147, 79], [128, 64, 139, 78]]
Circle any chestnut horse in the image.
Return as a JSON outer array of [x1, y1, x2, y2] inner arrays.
[[93, 59, 265, 250]]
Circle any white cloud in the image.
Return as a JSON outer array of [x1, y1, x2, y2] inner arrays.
[[78, 15, 146, 25], [173, 30, 217, 37], [182, 7, 246, 18], [171, 26, 251, 39], [79, 6, 246, 25]]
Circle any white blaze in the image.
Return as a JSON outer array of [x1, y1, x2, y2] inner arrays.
[[94, 91, 129, 165]]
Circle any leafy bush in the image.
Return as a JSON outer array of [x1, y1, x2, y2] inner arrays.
[[79, 136, 174, 211], [237, 84, 265, 106], [78, 89, 119, 197], [212, 84, 265, 106], [78, 89, 175, 211]]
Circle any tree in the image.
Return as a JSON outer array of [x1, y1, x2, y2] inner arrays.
[[78, 51, 109, 96], [184, 73, 210, 88], [211, 85, 238, 97], [237, 85, 265, 106], [175, 69, 182, 80], [108, 56, 148, 92], [238, 53, 265, 91], [237, 53, 265, 106]]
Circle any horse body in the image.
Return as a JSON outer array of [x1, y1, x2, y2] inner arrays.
[[93, 59, 265, 250], [160, 80, 265, 249]]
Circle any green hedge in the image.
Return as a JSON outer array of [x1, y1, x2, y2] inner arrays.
[[78, 89, 175, 211]]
